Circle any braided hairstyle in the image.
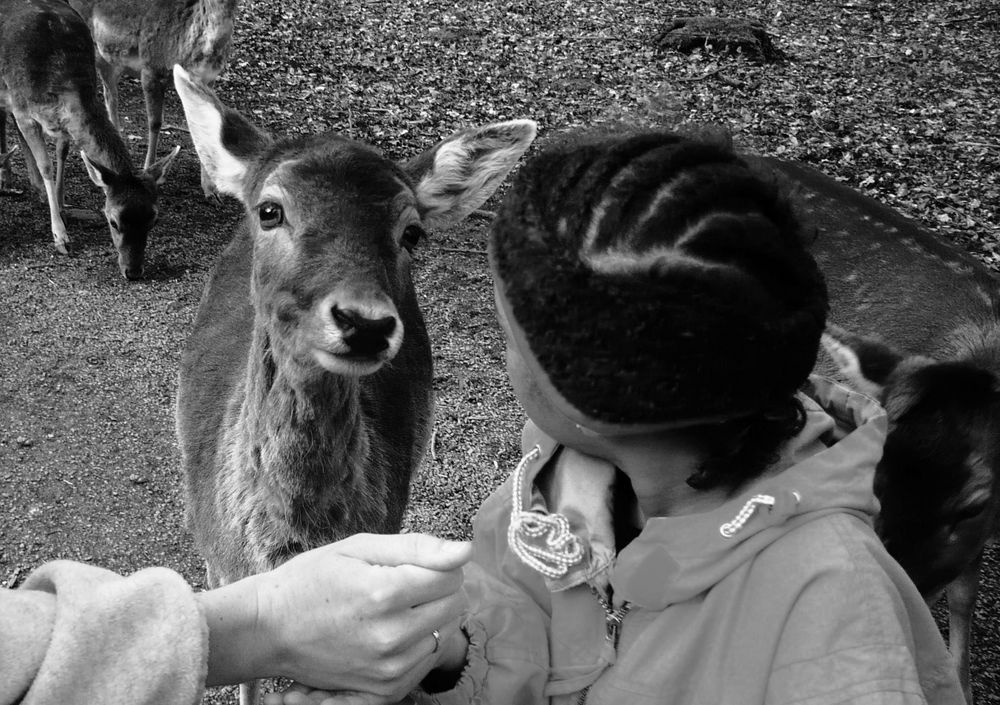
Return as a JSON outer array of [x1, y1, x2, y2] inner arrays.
[[489, 130, 829, 491]]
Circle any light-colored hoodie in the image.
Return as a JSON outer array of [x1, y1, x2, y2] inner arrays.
[[0, 561, 207, 705], [414, 377, 965, 705]]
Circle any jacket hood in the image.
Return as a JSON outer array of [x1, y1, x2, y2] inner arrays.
[[509, 376, 887, 610]]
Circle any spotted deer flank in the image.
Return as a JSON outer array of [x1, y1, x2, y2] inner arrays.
[[756, 155, 1000, 705]]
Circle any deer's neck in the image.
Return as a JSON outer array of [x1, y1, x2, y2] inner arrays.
[[193, 0, 238, 27], [235, 326, 369, 500], [70, 107, 134, 176]]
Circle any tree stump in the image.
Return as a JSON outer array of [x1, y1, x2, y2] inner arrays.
[[654, 17, 787, 63]]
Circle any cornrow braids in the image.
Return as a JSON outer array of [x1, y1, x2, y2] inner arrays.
[[489, 129, 828, 436]]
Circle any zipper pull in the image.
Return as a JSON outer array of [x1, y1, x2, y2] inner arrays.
[[606, 609, 625, 648], [592, 586, 631, 650]]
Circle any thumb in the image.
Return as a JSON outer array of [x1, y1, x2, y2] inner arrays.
[[334, 533, 472, 571], [316, 693, 388, 705]]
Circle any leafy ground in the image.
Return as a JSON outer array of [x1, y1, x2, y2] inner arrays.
[[1, 0, 999, 702]]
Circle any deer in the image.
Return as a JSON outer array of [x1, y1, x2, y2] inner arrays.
[[68, 0, 237, 201], [0, 0, 180, 279], [170, 64, 536, 704], [749, 155, 1000, 705]]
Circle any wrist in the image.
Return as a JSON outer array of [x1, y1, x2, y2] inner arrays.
[[197, 574, 277, 685]]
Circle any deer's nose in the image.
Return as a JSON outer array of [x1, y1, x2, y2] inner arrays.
[[331, 305, 397, 355], [122, 264, 144, 281]]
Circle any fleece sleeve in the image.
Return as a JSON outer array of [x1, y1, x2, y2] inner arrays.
[[411, 479, 552, 705], [0, 560, 208, 705]]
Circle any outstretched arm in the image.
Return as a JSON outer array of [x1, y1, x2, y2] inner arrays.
[[201, 533, 471, 697]]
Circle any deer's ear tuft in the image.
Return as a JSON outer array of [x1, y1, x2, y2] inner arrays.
[[406, 119, 537, 229], [821, 324, 904, 398]]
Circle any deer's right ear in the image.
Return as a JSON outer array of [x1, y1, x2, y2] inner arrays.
[[172, 64, 270, 201], [821, 323, 904, 399], [81, 151, 118, 189]]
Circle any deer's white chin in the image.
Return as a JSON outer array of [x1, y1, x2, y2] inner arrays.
[[312, 348, 386, 376]]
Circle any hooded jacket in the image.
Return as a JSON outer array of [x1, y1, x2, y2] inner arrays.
[[414, 377, 965, 705]]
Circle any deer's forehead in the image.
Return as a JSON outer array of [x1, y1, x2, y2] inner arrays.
[[253, 149, 417, 217], [257, 164, 416, 226]]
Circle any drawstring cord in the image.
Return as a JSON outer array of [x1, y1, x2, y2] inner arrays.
[[719, 491, 801, 538], [508, 445, 585, 578]]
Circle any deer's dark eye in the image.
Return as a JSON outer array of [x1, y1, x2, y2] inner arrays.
[[401, 223, 424, 252], [258, 202, 284, 229], [109, 219, 120, 231]]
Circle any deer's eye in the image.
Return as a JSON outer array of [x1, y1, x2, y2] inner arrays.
[[109, 219, 120, 232], [258, 202, 284, 229], [401, 223, 425, 252]]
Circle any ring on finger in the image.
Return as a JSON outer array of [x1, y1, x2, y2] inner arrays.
[[431, 629, 441, 654]]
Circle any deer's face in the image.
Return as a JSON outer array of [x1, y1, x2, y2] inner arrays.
[[823, 324, 1000, 601], [873, 361, 1000, 600], [172, 64, 536, 376], [247, 139, 421, 377], [83, 146, 178, 281], [103, 176, 160, 281]]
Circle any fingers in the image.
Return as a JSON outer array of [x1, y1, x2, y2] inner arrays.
[[406, 592, 467, 647], [369, 561, 467, 608], [334, 533, 472, 571], [316, 692, 397, 705]]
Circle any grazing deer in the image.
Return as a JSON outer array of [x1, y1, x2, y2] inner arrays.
[[68, 0, 237, 200], [0, 0, 179, 279], [171, 65, 536, 704], [753, 156, 1000, 705]]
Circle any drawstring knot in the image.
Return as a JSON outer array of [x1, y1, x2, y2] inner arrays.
[[719, 491, 801, 538], [508, 445, 585, 578]]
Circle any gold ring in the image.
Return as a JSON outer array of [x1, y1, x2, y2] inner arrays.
[[431, 629, 441, 653]]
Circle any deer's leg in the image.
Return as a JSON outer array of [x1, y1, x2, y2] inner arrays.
[[0, 108, 10, 191], [95, 54, 123, 131], [14, 114, 69, 254], [947, 553, 981, 705], [239, 680, 262, 705], [140, 68, 166, 171], [54, 134, 70, 210], [13, 122, 43, 199]]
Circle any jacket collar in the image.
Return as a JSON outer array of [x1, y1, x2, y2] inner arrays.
[[509, 376, 887, 608]]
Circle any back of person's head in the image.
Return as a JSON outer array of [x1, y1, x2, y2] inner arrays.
[[489, 129, 829, 490]]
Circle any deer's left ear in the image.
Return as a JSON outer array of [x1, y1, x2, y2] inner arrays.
[[404, 119, 537, 229], [145, 145, 181, 186]]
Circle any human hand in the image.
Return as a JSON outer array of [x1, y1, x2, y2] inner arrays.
[[254, 533, 471, 701], [262, 627, 472, 705]]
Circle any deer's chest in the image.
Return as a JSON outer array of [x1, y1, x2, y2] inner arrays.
[[90, 15, 143, 72]]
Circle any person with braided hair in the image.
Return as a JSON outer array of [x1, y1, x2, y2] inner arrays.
[[285, 131, 964, 705]]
